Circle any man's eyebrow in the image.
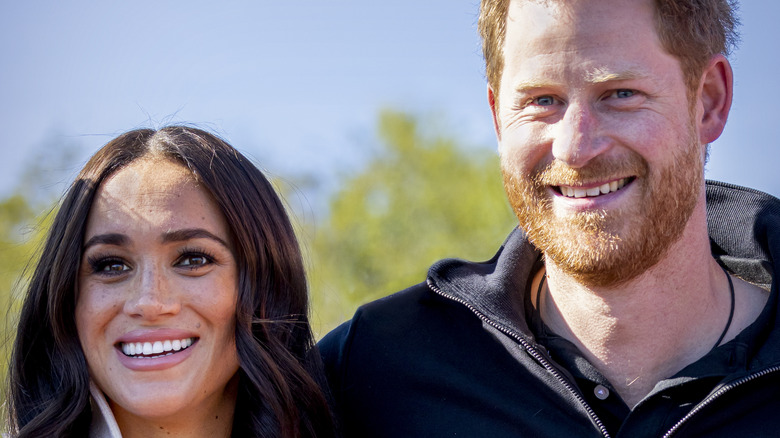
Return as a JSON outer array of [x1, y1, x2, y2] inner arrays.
[[513, 79, 556, 94], [83, 233, 128, 251], [585, 68, 645, 84], [161, 228, 231, 249], [511, 70, 646, 94]]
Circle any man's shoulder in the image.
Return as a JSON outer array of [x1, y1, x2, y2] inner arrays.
[[318, 281, 465, 354], [318, 228, 532, 367], [706, 180, 780, 289], [317, 279, 490, 376], [318, 285, 422, 348], [706, 180, 780, 211]]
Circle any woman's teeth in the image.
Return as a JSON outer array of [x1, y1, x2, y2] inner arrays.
[[120, 338, 194, 358], [560, 178, 627, 198]]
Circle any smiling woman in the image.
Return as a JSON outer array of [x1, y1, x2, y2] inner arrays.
[[6, 127, 337, 438]]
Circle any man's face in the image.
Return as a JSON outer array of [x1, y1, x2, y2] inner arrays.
[[492, 0, 706, 287]]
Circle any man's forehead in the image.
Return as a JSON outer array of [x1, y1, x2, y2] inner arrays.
[[508, 0, 655, 22], [501, 0, 683, 93], [510, 0, 650, 7], [504, 0, 660, 54]]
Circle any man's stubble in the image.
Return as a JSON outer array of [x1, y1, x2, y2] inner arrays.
[[501, 121, 704, 288]]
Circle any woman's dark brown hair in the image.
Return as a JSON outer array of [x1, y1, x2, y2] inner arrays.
[[7, 126, 336, 437]]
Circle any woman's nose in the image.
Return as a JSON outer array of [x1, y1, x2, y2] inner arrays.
[[123, 264, 181, 319]]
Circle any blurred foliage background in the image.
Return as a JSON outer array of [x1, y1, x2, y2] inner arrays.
[[0, 137, 82, 402], [0, 110, 518, 393], [307, 110, 516, 335]]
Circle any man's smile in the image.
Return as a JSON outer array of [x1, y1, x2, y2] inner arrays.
[[554, 177, 633, 199]]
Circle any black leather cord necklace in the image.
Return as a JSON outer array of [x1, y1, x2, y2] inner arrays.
[[535, 265, 736, 350], [713, 264, 735, 349]]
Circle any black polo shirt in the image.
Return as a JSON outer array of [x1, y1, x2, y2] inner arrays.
[[526, 277, 775, 436]]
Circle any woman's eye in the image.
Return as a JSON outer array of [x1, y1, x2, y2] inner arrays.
[[91, 259, 130, 274], [176, 254, 212, 268]]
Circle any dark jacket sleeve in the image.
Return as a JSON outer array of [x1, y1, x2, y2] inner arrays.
[[317, 316, 359, 413]]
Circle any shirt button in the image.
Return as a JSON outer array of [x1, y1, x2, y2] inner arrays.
[[594, 385, 610, 400]]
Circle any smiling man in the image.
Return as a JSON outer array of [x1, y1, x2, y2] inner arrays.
[[319, 1, 780, 436]]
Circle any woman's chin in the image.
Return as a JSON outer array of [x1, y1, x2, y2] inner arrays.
[[104, 371, 239, 428]]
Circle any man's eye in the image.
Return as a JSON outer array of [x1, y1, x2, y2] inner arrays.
[[534, 96, 557, 106], [614, 89, 635, 98]]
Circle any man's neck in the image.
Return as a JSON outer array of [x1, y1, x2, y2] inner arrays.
[[536, 207, 768, 407]]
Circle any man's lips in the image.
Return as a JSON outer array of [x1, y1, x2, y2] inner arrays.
[[554, 177, 634, 199]]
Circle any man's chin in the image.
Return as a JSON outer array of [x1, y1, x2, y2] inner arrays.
[[529, 225, 646, 288], [544, 248, 650, 288]]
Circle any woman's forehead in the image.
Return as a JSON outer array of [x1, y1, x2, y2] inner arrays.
[[85, 159, 228, 243]]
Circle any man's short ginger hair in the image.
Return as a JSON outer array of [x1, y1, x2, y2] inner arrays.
[[479, 0, 740, 102]]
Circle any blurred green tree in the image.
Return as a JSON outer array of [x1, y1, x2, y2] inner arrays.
[[0, 131, 79, 407], [0, 194, 38, 315], [0, 193, 54, 407], [308, 110, 517, 335]]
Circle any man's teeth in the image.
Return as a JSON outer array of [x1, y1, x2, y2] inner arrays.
[[120, 338, 194, 358], [561, 178, 627, 198]]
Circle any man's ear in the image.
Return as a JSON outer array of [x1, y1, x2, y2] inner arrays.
[[698, 54, 733, 144], [488, 85, 502, 141]]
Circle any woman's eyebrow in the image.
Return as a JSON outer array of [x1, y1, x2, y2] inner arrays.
[[83, 233, 128, 251], [161, 228, 230, 249]]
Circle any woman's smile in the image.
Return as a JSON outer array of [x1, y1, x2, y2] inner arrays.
[[119, 337, 196, 358]]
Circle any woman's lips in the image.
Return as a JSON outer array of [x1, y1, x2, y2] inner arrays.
[[114, 329, 199, 371], [119, 337, 195, 358]]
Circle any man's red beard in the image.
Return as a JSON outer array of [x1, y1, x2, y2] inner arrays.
[[501, 127, 704, 287]]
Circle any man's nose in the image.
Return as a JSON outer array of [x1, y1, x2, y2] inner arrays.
[[551, 102, 610, 168], [124, 264, 181, 319]]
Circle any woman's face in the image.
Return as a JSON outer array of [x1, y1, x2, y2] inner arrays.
[[76, 157, 241, 428]]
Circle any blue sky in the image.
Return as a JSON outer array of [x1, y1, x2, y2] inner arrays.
[[1, 1, 778, 203]]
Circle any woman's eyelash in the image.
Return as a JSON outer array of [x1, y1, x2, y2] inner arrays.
[[84, 247, 219, 273], [177, 246, 216, 259], [86, 254, 129, 275], [176, 247, 218, 267]]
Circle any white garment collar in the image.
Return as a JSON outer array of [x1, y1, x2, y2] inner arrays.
[[89, 381, 123, 438]]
